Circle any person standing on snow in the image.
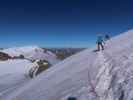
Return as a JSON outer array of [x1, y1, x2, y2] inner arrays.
[[96, 33, 104, 51]]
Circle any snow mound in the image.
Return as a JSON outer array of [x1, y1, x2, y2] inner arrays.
[[6, 29, 133, 100], [2, 46, 59, 64]]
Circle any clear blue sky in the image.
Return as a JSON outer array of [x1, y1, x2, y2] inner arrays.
[[0, 0, 133, 48]]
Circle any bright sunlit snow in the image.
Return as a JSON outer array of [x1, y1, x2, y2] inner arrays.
[[0, 59, 33, 99], [1, 30, 133, 100]]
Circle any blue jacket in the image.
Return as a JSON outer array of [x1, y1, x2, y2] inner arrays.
[[97, 36, 103, 43]]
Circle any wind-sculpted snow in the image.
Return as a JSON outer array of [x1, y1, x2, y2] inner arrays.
[[5, 29, 133, 100]]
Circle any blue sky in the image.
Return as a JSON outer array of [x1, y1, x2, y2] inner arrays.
[[0, 0, 133, 48]]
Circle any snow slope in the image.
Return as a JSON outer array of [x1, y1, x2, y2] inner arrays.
[[2, 46, 60, 64], [0, 59, 33, 99], [6, 29, 133, 100]]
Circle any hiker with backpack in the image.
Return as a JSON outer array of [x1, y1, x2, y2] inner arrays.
[[96, 33, 104, 51]]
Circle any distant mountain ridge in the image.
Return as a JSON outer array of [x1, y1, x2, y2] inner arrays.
[[1, 46, 60, 65]]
